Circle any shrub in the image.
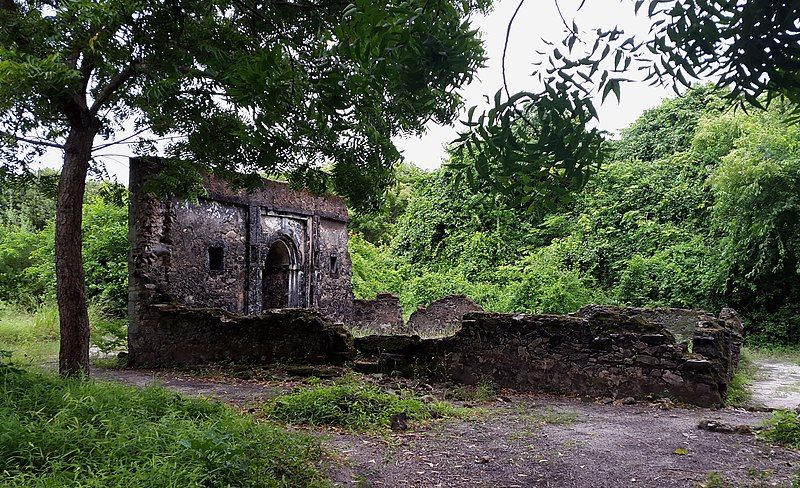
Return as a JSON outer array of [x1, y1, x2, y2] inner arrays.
[[348, 233, 404, 300], [500, 248, 608, 314], [265, 378, 460, 432]]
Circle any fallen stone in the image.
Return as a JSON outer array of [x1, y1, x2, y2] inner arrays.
[[697, 419, 756, 434], [391, 412, 409, 431]]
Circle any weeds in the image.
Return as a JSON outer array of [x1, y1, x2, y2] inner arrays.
[[452, 380, 496, 402], [699, 471, 729, 488], [726, 348, 758, 406], [0, 364, 327, 486], [746, 344, 800, 366], [760, 410, 800, 448], [265, 377, 464, 432]]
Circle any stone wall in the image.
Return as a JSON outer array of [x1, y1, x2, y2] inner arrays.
[[128, 157, 355, 364], [407, 295, 483, 338], [350, 293, 407, 335], [128, 305, 354, 368], [583, 306, 715, 343], [354, 305, 744, 407]]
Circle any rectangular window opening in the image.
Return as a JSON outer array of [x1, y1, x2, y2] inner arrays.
[[330, 254, 338, 275], [208, 246, 224, 271]]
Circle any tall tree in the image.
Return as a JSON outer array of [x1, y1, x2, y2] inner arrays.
[[0, 0, 489, 375]]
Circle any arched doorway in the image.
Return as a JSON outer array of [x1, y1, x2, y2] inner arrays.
[[262, 239, 299, 310]]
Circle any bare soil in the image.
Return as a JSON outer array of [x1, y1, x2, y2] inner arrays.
[[95, 366, 799, 488], [750, 359, 800, 410]]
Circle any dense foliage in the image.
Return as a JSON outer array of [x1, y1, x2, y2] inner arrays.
[[351, 87, 800, 344], [0, 175, 128, 313], [2, 87, 800, 345]]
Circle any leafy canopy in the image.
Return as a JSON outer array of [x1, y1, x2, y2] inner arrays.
[[0, 0, 490, 207], [453, 0, 800, 210]]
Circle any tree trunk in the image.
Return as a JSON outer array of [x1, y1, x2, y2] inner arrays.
[[56, 119, 98, 377]]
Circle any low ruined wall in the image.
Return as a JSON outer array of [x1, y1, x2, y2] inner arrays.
[[581, 306, 715, 343], [355, 306, 744, 407], [408, 295, 483, 338], [349, 293, 407, 335], [128, 305, 355, 368]]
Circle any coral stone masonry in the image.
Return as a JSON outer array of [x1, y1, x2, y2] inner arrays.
[[127, 157, 354, 366], [126, 160, 743, 407]]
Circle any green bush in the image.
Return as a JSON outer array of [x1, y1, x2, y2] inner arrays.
[[0, 366, 326, 487], [266, 378, 460, 432], [348, 233, 404, 300], [496, 248, 608, 315], [0, 185, 129, 316], [761, 410, 800, 448], [399, 269, 474, 314]]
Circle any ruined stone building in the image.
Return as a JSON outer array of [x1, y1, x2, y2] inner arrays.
[[128, 158, 355, 365], [126, 158, 744, 408]]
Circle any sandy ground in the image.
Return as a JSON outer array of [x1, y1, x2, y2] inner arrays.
[[750, 359, 800, 410], [95, 366, 799, 488]]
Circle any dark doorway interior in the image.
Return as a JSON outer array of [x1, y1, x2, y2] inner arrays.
[[263, 240, 291, 309]]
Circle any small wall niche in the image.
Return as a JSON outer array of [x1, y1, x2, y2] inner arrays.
[[208, 246, 224, 271], [329, 253, 339, 276]]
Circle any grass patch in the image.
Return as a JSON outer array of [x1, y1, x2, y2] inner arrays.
[[0, 302, 59, 368], [0, 301, 128, 369], [0, 359, 327, 487], [265, 378, 464, 432], [451, 380, 496, 402], [746, 344, 800, 365], [726, 348, 758, 406], [698, 471, 729, 488], [527, 407, 580, 426], [515, 404, 580, 426], [760, 409, 800, 448]]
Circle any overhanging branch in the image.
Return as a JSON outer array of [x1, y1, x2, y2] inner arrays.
[[0, 131, 65, 149]]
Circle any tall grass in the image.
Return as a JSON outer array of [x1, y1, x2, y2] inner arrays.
[[0, 301, 127, 368], [0, 302, 59, 368], [0, 363, 328, 486], [726, 348, 757, 407]]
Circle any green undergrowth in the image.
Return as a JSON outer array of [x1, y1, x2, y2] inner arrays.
[[451, 381, 496, 402], [516, 404, 581, 426], [265, 378, 465, 432], [760, 410, 800, 449], [0, 360, 327, 487], [746, 344, 800, 366], [726, 348, 758, 407]]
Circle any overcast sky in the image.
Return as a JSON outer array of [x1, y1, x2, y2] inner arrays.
[[394, 0, 677, 170], [68, 0, 677, 184]]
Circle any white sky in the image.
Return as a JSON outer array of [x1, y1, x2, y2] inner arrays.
[[394, 0, 676, 170], [45, 0, 677, 184]]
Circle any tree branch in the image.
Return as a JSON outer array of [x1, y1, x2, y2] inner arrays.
[[89, 62, 141, 115], [0, 0, 18, 12], [1, 131, 65, 149]]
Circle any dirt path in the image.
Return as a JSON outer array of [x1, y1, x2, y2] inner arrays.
[[95, 366, 798, 488], [750, 359, 800, 410]]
